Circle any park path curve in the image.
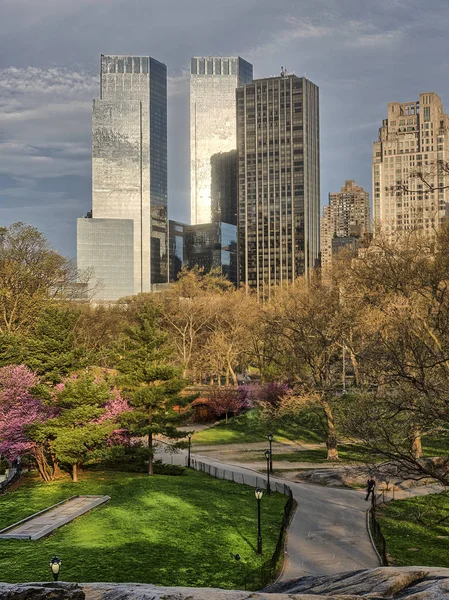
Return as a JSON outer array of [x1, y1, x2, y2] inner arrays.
[[156, 448, 379, 580]]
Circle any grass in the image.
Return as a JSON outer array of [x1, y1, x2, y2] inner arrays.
[[0, 470, 286, 589], [377, 492, 449, 567], [192, 409, 326, 446], [242, 444, 373, 464]]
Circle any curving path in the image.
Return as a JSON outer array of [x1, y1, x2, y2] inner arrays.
[[156, 447, 379, 580]]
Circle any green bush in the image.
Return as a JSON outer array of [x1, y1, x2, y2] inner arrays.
[[86, 444, 185, 475]]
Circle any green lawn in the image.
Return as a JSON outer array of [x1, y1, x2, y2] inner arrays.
[[244, 444, 374, 464], [377, 492, 449, 567], [0, 470, 286, 589], [192, 409, 325, 446]]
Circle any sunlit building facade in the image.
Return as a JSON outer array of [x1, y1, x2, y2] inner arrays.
[[77, 54, 168, 301], [190, 56, 253, 225], [237, 73, 320, 297], [373, 92, 449, 236]]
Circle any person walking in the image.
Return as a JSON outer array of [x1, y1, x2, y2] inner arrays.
[[365, 476, 376, 502]]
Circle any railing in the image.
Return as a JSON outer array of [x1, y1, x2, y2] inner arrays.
[[367, 493, 388, 566], [189, 458, 297, 589]]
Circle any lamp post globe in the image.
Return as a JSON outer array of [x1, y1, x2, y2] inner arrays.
[[49, 556, 61, 581]]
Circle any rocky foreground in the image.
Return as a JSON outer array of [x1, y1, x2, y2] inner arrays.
[[0, 567, 448, 599]]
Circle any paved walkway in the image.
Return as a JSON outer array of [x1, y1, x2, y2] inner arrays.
[[0, 495, 110, 540], [156, 448, 380, 579]]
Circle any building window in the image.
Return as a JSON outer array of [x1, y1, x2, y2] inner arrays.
[[424, 106, 431, 122]]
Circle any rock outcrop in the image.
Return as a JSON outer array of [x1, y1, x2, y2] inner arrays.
[[0, 567, 448, 599]]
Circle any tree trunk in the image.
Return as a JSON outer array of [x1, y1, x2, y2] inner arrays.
[[225, 370, 229, 386], [411, 428, 423, 459], [228, 362, 238, 386], [321, 398, 339, 460], [225, 411, 229, 424], [72, 464, 78, 482]]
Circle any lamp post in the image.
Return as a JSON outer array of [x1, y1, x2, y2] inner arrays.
[[264, 449, 271, 495], [255, 488, 263, 554], [187, 433, 192, 468], [49, 556, 61, 581], [267, 433, 273, 473]]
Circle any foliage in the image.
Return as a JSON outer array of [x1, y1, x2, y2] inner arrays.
[[30, 375, 127, 482], [0, 470, 286, 589], [208, 387, 249, 423], [0, 223, 77, 335], [116, 302, 187, 475], [0, 365, 51, 473]]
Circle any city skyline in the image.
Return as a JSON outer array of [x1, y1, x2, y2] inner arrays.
[[1, 1, 449, 257]]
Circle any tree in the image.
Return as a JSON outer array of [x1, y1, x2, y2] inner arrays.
[[208, 387, 247, 423], [0, 365, 55, 480], [23, 305, 84, 383], [0, 223, 78, 335], [265, 276, 344, 460], [32, 375, 117, 482], [115, 302, 186, 475]]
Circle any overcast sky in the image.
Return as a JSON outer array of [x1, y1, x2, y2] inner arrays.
[[1, 0, 449, 257]]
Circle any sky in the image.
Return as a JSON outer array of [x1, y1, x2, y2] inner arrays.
[[1, 0, 449, 258]]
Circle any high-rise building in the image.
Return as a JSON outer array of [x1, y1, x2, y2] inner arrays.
[[373, 92, 449, 236], [169, 220, 185, 282], [211, 150, 238, 225], [320, 180, 370, 273], [237, 73, 320, 297], [77, 55, 168, 301], [190, 56, 253, 225]]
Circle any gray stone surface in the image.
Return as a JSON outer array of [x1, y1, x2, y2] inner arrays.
[[0, 495, 110, 540], [1, 568, 449, 599]]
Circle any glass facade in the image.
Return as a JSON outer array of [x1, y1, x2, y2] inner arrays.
[[237, 75, 320, 298], [184, 222, 237, 285], [168, 219, 186, 282], [86, 55, 168, 300], [77, 217, 134, 301], [210, 150, 238, 225], [190, 57, 253, 225]]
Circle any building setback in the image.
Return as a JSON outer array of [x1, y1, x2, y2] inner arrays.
[[77, 55, 168, 301], [237, 73, 320, 297], [321, 180, 370, 273], [373, 92, 449, 236], [190, 56, 253, 225]]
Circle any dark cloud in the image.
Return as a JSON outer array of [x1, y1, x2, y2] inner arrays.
[[1, 0, 449, 256]]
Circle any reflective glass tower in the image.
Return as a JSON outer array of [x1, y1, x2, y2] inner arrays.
[[77, 55, 168, 301], [190, 57, 253, 225], [237, 74, 320, 298]]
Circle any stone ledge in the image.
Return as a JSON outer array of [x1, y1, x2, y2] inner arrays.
[[0, 567, 448, 599]]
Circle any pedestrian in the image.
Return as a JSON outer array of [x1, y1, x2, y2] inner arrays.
[[365, 476, 376, 502]]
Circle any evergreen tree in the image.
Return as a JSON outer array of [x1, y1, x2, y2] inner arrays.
[[24, 305, 84, 383], [32, 375, 113, 482], [116, 303, 186, 475]]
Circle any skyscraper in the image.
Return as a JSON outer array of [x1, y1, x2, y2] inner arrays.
[[373, 92, 449, 236], [237, 73, 320, 297], [190, 56, 253, 225], [211, 150, 238, 225], [321, 180, 370, 273], [77, 55, 168, 301]]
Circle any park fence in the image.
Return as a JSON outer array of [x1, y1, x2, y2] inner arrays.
[[189, 458, 297, 590], [368, 494, 388, 566]]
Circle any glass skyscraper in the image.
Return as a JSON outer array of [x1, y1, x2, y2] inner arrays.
[[77, 55, 168, 301], [237, 74, 320, 298], [190, 56, 253, 225]]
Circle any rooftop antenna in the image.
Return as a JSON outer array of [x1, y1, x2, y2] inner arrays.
[[280, 66, 286, 77]]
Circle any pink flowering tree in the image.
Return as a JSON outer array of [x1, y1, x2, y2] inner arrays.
[[0, 365, 56, 480]]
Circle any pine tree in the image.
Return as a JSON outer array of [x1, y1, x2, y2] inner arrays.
[[116, 303, 186, 475]]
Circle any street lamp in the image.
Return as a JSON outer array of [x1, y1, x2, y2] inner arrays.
[[255, 488, 263, 554], [49, 556, 61, 581], [267, 433, 274, 473], [187, 433, 192, 468], [264, 449, 271, 495]]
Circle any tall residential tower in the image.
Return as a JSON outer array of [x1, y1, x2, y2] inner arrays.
[[77, 55, 168, 301], [321, 180, 370, 273], [373, 92, 449, 236], [190, 56, 253, 225], [237, 73, 320, 297]]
